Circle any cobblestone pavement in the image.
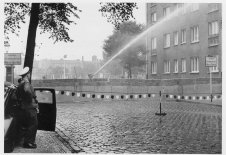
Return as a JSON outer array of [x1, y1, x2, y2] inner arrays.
[[13, 130, 71, 153], [56, 99, 222, 154]]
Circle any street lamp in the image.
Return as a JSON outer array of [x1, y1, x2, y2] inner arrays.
[[63, 55, 67, 79]]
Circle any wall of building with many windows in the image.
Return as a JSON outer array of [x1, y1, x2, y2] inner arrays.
[[146, 3, 221, 80]]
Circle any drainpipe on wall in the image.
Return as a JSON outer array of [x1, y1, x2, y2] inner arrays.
[[145, 3, 149, 80]]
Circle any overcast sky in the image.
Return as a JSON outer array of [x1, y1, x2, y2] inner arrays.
[[6, 2, 145, 61]]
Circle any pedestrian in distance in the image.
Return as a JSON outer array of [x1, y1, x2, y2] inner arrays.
[[16, 67, 39, 149]]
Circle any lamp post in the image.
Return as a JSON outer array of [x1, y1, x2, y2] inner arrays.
[[63, 55, 67, 79], [64, 59, 65, 79], [209, 67, 212, 101]]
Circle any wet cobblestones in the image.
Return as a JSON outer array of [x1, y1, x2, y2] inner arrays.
[[56, 99, 221, 154]]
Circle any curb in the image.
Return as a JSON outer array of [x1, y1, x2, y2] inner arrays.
[[55, 125, 84, 153], [166, 98, 222, 107], [13, 130, 71, 153]]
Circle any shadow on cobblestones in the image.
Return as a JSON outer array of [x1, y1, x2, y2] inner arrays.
[[56, 99, 222, 154]]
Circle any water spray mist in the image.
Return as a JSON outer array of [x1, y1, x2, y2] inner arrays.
[[89, 3, 192, 79]]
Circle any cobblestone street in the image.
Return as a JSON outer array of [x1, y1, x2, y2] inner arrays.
[[56, 99, 222, 154]]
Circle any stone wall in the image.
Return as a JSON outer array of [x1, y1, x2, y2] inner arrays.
[[32, 78, 222, 96]]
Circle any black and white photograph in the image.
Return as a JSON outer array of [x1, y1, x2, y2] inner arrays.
[[3, 0, 223, 153]]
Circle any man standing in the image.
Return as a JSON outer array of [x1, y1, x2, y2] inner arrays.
[[17, 67, 38, 149]]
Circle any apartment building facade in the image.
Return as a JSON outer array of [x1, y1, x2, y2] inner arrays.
[[146, 3, 222, 79]]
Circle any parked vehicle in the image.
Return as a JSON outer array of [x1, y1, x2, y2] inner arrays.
[[4, 86, 57, 153]]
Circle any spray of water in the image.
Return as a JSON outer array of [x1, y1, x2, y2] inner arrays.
[[89, 3, 192, 79]]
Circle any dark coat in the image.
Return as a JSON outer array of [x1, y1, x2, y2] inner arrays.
[[17, 79, 38, 110]]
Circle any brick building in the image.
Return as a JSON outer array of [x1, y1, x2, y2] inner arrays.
[[146, 3, 222, 80]]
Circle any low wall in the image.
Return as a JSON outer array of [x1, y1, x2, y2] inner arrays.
[[32, 78, 222, 96]]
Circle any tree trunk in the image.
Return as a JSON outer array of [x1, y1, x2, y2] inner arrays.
[[24, 3, 40, 81]]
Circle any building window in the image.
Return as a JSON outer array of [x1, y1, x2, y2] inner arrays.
[[175, 4, 180, 15], [209, 55, 219, 72], [181, 29, 186, 44], [151, 62, 157, 74], [151, 12, 157, 22], [151, 37, 157, 50], [208, 36, 219, 46], [164, 60, 170, 73], [190, 57, 199, 73], [174, 59, 178, 73], [208, 21, 219, 46], [181, 3, 186, 14], [163, 7, 170, 17], [173, 31, 179, 45], [164, 33, 170, 48], [209, 21, 219, 35], [208, 3, 219, 12], [190, 3, 199, 12], [191, 26, 199, 43], [176, 3, 187, 15], [181, 58, 186, 72]]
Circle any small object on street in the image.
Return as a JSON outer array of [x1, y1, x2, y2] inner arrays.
[[155, 102, 167, 116], [155, 90, 167, 116]]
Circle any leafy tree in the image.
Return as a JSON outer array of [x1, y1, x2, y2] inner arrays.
[[99, 3, 138, 29], [4, 3, 81, 79], [4, 2, 137, 80], [103, 21, 146, 78], [102, 59, 122, 78]]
